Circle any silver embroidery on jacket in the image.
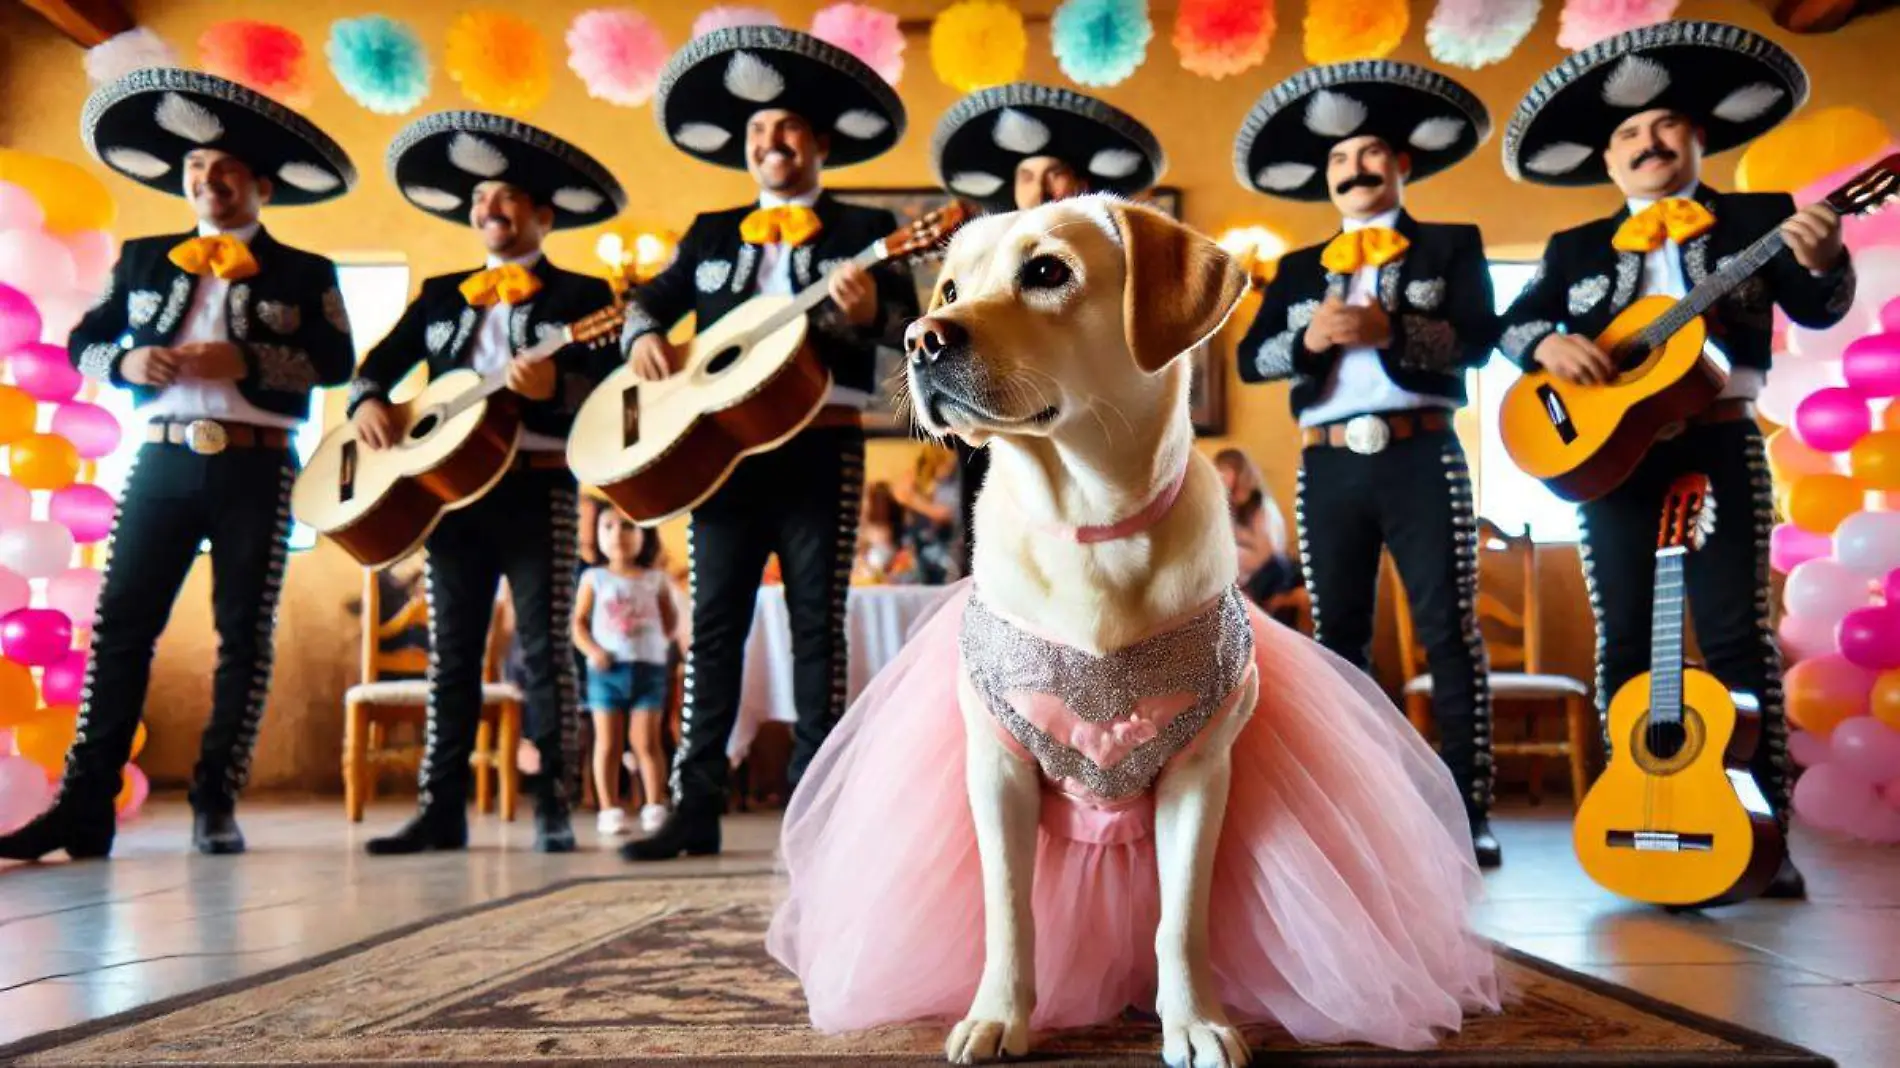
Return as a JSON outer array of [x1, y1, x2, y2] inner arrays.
[[257, 300, 301, 335], [695, 259, 732, 294], [1405, 278, 1446, 311], [128, 290, 162, 328], [1567, 275, 1610, 315]]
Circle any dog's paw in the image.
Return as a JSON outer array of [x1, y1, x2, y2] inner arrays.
[[1160, 1013, 1251, 1068], [944, 1014, 1029, 1064]]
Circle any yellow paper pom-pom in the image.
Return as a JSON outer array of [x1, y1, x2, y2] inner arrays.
[[1303, 0, 1408, 65], [445, 10, 550, 113], [930, 0, 1027, 93]]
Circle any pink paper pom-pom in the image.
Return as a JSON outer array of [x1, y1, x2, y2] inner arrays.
[[812, 3, 905, 85], [1557, 0, 1679, 52], [567, 9, 670, 107], [84, 27, 177, 86], [693, 7, 783, 38]]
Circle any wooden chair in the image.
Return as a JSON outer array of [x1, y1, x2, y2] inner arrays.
[[341, 566, 523, 822], [1387, 520, 1595, 806]]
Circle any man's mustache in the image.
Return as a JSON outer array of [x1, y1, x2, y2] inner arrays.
[[1334, 172, 1384, 195], [755, 145, 795, 162], [1632, 146, 1678, 169], [193, 181, 231, 197], [481, 214, 512, 228]]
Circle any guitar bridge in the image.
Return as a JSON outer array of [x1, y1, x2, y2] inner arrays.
[[1536, 384, 1579, 445], [1606, 830, 1714, 853]]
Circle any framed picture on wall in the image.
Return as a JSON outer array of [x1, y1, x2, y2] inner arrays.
[[833, 186, 1225, 437]]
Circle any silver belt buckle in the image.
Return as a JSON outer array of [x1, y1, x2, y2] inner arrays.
[[184, 419, 228, 456], [1343, 414, 1390, 456]]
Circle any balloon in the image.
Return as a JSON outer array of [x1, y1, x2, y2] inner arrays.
[[1771, 522, 1833, 574], [1845, 332, 1900, 399], [1831, 716, 1900, 782], [1779, 612, 1840, 664], [0, 754, 52, 834], [130, 721, 146, 761], [0, 228, 76, 301], [0, 659, 37, 726], [1795, 387, 1874, 452], [1786, 654, 1877, 736], [1853, 800, 1900, 843], [1788, 473, 1865, 533], [1789, 729, 1831, 768], [0, 283, 41, 356], [49, 402, 120, 458], [1874, 669, 1900, 731], [114, 763, 149, 819], [0, 728, 10, 754], [9, 342, 84, 403], [1850, 429, 1900, 491], [1885, 298, 1900, 336], [46, 567, 102, 628], [1840, 606, 1900, 671], [0, 607, 72, 666], [0, 182, 46, 232], [13, 711, 75, 777], [1835, 510, 1900, 577], [39, 649, 86, 706], [1738, 111, 1891, 194], [1761, 359, 1847, 426], [0, 150, 116, 235], [1793, 760, 1882, 831], [1887, 568, 1900, 603], [1886, 401, 1900, 432], [48, 484, 116, 543], [60, 230, 114, 291], [8, 432, 80, 491], [0, 386, 36, 446], [0, 520, 74, 579], [1785, 558, 1875, 624], [1767, 427, 1839, 482]]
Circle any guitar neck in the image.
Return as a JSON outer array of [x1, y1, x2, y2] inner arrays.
[[1649, 548, 1688, 724], [1636, 226, 1788, 350], [756, 242, 887, 336]]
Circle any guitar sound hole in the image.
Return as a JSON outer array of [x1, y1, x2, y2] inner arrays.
[[409, 412, 441, 440], [1644, 718, 1689, 761], [706, 345, 743, 376]]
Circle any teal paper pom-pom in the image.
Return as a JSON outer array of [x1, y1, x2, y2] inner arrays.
[[327, 16, 431, 115], [1052, 0, 1153, 88]]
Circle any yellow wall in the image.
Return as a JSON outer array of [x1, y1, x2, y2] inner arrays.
[[2, 0, 1896, 789]]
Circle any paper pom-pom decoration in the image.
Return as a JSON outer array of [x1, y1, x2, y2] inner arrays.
[[327, 17, 431, 114], [812, 4, 905, 86], [1427, 0, 1540, 69], [693, 7, 783, 37], [1052, 0, 1154, 88], [445, 11, 551, 113], [930, 1, 1027, 92], [200, 21, 310, 107], [1173, 0, 1275, 80], [567, 9, 669, 107], [84, 28, 176, 86], [1304, 0, 1410, 64], [1558, 0, 1679, 51]]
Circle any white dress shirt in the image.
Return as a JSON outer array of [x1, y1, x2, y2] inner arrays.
[[1626, 182, 1762, 401], [141, 221, 299, 429], [754, 187, 872, 410], [469, 249, 564, 452], [1299, 208, 1456, 428]]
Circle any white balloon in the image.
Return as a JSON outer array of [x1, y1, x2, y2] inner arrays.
[[1834, 510, 1900, 578], [0, 228, 77, 300], [1783, 558, 1876, 624], [1761, 359, 1846, 426]]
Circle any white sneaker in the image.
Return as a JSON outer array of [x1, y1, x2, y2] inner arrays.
[[639, 804, 669, 834], [596, 807, 627, 837]]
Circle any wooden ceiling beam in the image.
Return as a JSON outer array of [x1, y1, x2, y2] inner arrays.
[[17, 0, 134, 49]]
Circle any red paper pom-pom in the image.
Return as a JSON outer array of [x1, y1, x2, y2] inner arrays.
[[200, 21, 310, 107]]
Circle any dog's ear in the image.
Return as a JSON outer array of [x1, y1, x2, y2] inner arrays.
[[1111, 202, 1248, 373]]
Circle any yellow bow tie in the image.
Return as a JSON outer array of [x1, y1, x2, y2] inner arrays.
[[1613, 198, 1716, 253], [740, 204, 823, 247], [459, 263, 542, 307], [1320, 227, 1410, 275], [168, 234, 259, 281]]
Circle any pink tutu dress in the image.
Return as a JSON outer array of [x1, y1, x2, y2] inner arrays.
[[766, 580, 1498, 1051]]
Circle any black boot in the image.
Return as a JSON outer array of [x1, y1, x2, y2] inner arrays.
[[191, 807, 246, 856], [365, 803, 469, 856], [1763, 854, 1807, 900], [0, 790, 116, 863], [620, 796, 721, 862], [1470, 816, 1502, 870], [534, 794, 576, 854]]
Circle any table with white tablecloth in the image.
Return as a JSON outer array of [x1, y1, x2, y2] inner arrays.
[[729, 584, 951, 763]]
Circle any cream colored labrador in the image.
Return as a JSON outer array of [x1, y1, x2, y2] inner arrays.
[[903, 197, 1253, 1067]]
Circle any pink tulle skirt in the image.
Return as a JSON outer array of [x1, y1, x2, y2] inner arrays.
[[765, 583, 1499, 1050]]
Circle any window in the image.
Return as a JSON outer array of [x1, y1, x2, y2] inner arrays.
[[86, 262, 411, 551], [1473, 261, 1582, 542]]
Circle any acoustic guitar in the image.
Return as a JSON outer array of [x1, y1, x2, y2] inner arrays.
[[568, 201, 973, 526], [291, 303, 627, 569], [1573, 474, 1784, 908], [1500, 154, 1900, 502]]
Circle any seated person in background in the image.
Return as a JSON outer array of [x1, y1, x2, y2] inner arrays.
[[854, 482, 917, 585], [1214, 448, 1302, 621], [371, 557, 431, 681], [890, 445, 960, 584]]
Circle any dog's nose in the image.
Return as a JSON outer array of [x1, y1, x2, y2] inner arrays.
[[904, 315, 967, 363]]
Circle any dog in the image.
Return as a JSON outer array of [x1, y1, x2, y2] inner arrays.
[[902, 196, 1254, 1067]]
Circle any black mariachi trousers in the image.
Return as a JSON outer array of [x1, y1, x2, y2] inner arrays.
[[64, 442, 295, 811], [672, 426, 864, 807], [1296, 426, 1495, 820]]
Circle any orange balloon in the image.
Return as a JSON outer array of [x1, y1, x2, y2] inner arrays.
[[1786, 656, 1876, 737], [130, 721, 146, 761], [0, 386, 35, 446], [8, 432, 80, 491], [1873, 669, 1900, 731], [1787, 472, 1865, 533], [0, 149, 116, 235], [1850, 430, 1900, 491], [0, 661, 38, 727], [1735, 107, 1892, 193], [15, 711, 76, 776], [114, 767, 137, 812], [1768, 427, 1839, 483], [1883, 401, 1900, 433]]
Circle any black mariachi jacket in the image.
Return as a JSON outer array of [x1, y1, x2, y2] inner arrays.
[[1497, 185, 1857, 373], [346, 256, 617, 440], [1237, 211, 1499, 416], [69, 228, 354, 421], [619, 192, 918, 394]]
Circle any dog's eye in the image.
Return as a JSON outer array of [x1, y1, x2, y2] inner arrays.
[[1019, 255, 1072, 291], [938, 279, 957, 306]]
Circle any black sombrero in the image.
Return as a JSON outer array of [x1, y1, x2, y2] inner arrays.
[[1503, 21, 1807, 186], [1233, 60, 1490, 201], [387, 111, 627, 230], [653, 26, 905, 170], [931, 83, 1164, 209], [81, 67, 355, 206]]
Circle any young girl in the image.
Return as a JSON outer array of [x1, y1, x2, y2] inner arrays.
[[572, 508, 678, 837]]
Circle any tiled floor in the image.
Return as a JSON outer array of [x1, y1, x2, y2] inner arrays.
[[1, 798, 1898, 1065]]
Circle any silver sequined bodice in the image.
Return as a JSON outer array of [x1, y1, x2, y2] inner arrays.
[[960, 588, 1255, 800]]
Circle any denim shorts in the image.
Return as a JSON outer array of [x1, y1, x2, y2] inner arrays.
[[586, 661, 667, 714]]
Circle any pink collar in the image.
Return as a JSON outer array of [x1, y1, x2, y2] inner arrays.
[[1038, 465, 1190, 544]]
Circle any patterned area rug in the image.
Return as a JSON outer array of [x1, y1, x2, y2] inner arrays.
[[2, 875, 1829, 1066]]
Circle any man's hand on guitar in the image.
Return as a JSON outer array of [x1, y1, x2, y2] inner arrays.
[[121, 346, 180, 387], [173, 340, 247, 381], [627, 334, 679, 382], [352, 398, 406, 451], [827, 262, 878, 326], [1535, 333, 1618, 386], [1780, 203, 1846, 273], [505, 357, 557, 401], [1302, 295, 1351, 351]]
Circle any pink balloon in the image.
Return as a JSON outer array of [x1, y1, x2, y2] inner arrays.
[[1771, 523, 1833, 574], [117, 764, 149, 822], [0, 567, 26, 617], [1794, 761, 1883, 831], [0, 728, 12, 754], [8, 341, 82, 403], [1778, 612, 1840, 664], [0, 183, 46, 232], [39, 649, 87, 706], [0, 229, 76, 300], [1839, 606, 1900, 670], [0, 607, 72, 666], [1883, 297, 1900, 336], [1885, 568, 1900, 605], [1788, 308, 1878, 364], [46, 567, 102, 628], [1789, 729, 1832, 768], [49, 402, 120, 459], [1785, 558, 1874, 624], [0, 753, 52, 834], [1795, 387, 1874, 452], [1761, 359, 1846, 426], [48, 484, 116, 543], [0, 476, 30, 529], [60, 231, 114, 292], [32, 293, 89, 344], [1844, 332, 1900, 399], [1831, 716, 1900, 782], [0, 521, 75, 580], [1852, 802, 1900, 843], [0, 283, 41, 355]]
